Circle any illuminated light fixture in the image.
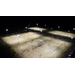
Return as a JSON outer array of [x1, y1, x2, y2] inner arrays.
[[68, 54, 71, 57], [71, 37, 73, 39], [73, 28, 75, 30], [51, 28, 52, 29], [25, 27, 27, 29], [58, 26, 60, 28], [17, 35, 20, 37], [68, 30, 70, 32], [36, 23, 38, 25], [40, 30, 42, 32], [45, 25, 46, 26], [6, 29, 8, 31]]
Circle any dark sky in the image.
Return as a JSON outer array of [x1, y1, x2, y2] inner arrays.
[[0, 16, 75, 35], [0, 16, 75, 28], [0, 16, 75, 21]]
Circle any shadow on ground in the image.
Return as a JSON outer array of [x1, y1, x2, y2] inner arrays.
[[0, 38, 21, 58]]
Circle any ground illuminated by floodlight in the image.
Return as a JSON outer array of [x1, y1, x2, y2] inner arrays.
[[0, 27, 75, 58], [48, 30, 75, 38], [1, 32, 43, 46], [28, 27, 47, 31]]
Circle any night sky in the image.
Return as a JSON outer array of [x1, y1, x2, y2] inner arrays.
[[0, 16, 75, 35], [0, 16, 74, 23]]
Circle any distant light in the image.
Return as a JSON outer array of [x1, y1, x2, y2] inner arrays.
[[45, 25, 46, 26], [68, 54, 71, 57], [71, 37, 73, 39], [73, 28, 75, 30], [68, 30, 70, 32], [36, 23, 38, 25], [17, 35, 20, 37], [25, 27, 27, 29], [51, 28, 52, 29], [40, 30, 42, 32], [6, 29, 8, 31], [58, 26, 60, 28]]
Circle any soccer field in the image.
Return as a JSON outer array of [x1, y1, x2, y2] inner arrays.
[[0, 27, 75, 58]]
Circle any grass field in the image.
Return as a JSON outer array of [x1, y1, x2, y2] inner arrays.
[[0, 27, 75, 58]]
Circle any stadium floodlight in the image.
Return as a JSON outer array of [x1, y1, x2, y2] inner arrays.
[[25, 27, 27, 29], [68, 30, 70, 32], [68, 54, 71, 57], [40, 30, 42, 32], [6, 29, 8, 31], [71, 37, 73, 39], [17, 35, 20, 37], [58, 26, 60, 28], [45, 25, 46, 26], [73, 28, 75, 30], [36, 23, 38, 25]]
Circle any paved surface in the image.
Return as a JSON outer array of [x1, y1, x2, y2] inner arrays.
[[0, 27, 75, 58]]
